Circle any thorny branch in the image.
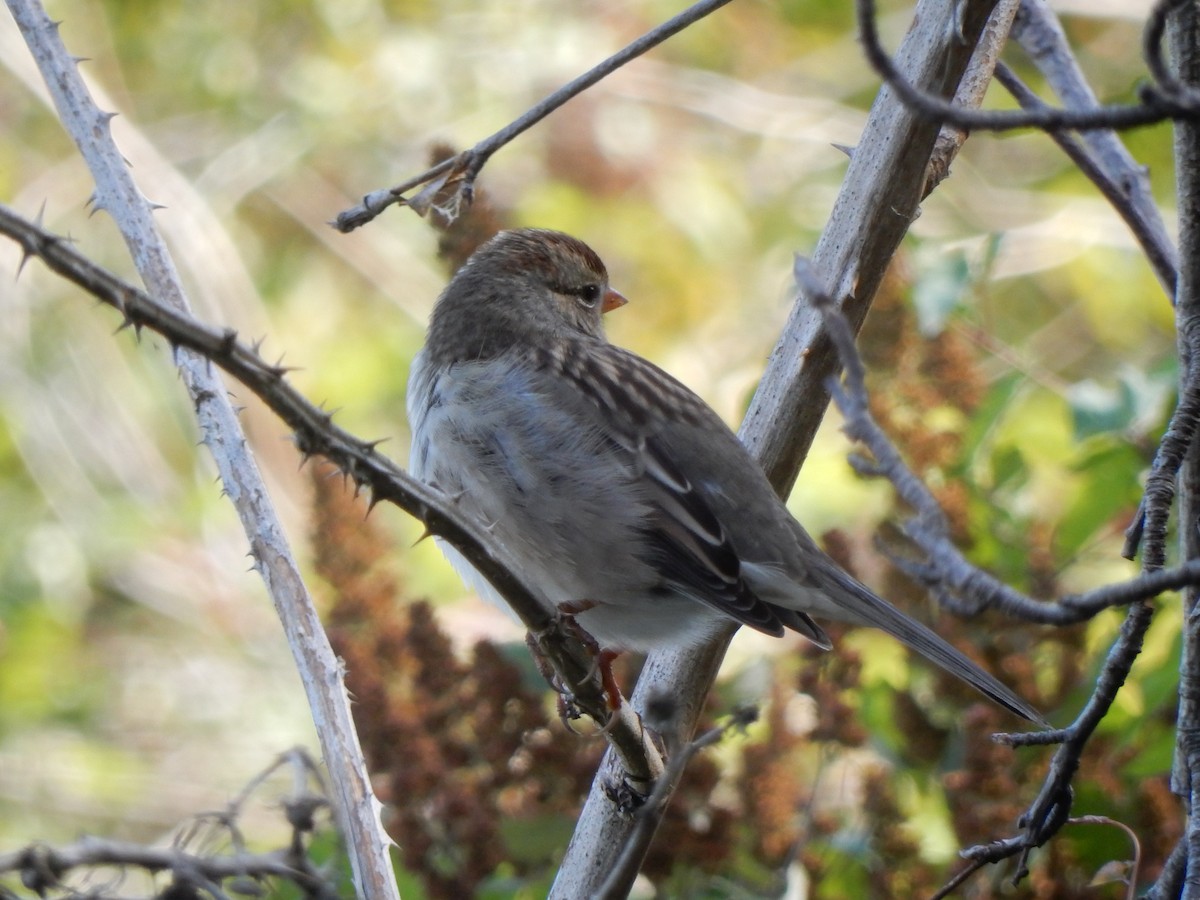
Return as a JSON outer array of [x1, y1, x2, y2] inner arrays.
[[0, 203, 665, 793], [3, 1, 395, 896], [333, 0, 735, 232]]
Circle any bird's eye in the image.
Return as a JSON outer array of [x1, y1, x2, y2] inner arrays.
[[577, 284, 603, 308]]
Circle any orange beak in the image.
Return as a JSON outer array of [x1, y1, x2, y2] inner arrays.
[[601, 288, 628, 314]]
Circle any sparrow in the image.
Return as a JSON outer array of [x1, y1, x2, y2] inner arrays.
[[407, 228, 1042, 723]]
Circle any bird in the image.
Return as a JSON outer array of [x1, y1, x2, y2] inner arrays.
[[406, 228, 1043, 724]]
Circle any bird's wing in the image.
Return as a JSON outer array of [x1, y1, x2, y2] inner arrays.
[[533, 340, 1044, 724], [533, 339, 832, 644]]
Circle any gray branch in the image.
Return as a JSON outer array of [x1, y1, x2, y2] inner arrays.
[[3, 3, 398, 898]]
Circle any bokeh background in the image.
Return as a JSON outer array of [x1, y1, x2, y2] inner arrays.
[[0, 0, 1180, 896]]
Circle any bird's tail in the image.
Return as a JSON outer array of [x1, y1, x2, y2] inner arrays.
[[806, 554, 1047, 726]]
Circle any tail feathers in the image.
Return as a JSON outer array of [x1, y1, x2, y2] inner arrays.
[[803, 558, 1047, 726]]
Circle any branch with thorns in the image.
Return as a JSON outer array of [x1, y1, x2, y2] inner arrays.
[[0, 202, 665, 794]]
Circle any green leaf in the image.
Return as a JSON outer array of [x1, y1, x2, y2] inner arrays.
[[1055, 443, 1143, 557], [991, 444, 1028, 491], [1068, 379, 1137, 440], [956, 373, 1024, 475], [912, 250, 971, 336]]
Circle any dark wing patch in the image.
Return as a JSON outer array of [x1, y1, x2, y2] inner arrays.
[[638, 437, 786, 636], [532, 339, 787, 636]]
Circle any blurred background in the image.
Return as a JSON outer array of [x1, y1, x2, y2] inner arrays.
[[0, 0, 1179, 896]]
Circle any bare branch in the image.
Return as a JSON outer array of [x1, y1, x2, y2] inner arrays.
[[0, 751, 341, 900], [794, 257, 1200, 626], [954, 602, 1154, 884], [552, 0, 1023, 894], [1163, 1, 1200, 890], [857, 0, 1193, 132], [332, 0, 735, 232], [795, 247, 1196, 885], [1010, 0, 1178, 299], [995, 62, 1178, 298]]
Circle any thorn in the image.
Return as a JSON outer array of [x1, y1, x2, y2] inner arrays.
[[15, 247, 33, 280], [33, 200, 47, 228], [97, 110, 118, 126], [72, 55, 92, 65], [364, 491, 385, 516], [411, 527, 434, 546], [218, 328, 239, 355], [832, 142, 855, 159]]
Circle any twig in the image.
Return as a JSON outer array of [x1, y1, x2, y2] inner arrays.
[[922, 0, 1021, 196], [332, 0, 735, 232], [994, 61, 1178, 298], [0, 839, 335, 900], [794, 256, 1200, 625], [1009, 0, 1178, 299], [939, 814, 1145, 900], [796, 255, 1180, 888], [947, 603, 1155, 890], [593, 706, 759, 900], [1065, 816, 1142, 900], [857, 0, 1192, 132], [0, 751, 341, 900]]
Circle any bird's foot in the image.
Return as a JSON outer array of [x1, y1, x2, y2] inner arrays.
[[524, 632, 585, 728], [554, 601, 624, 711]]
